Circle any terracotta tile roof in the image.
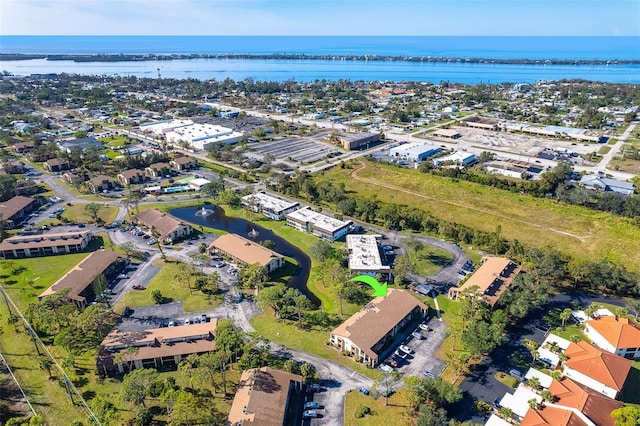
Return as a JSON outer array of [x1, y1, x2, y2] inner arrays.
[[208, 233, 283, 267], [133, 209, 187, 238], [564, 341, 632, 391], [38, 249, 121, 303], [549, 378, 622, 426], [0, 196, 38, 220], [331, 289, 427, 360], [586, 316, 640, 349], [521, 405, 588, 426], [227, 367, 302, 426]]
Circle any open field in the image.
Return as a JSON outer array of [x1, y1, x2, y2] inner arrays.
[[317, 160, 640, 269], [407, 245, 453, 276], [113, 258, 222, 313], [344, 388, 412, 426]]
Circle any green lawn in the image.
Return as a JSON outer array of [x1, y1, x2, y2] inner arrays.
[[0, 252, 90, 308], [249, 313, 382, 380], [317, 160, 640, 269], [344, 388, 412, 426], [99, 135, 131, 148], [0, 303, 88, 425], [113, 258, 222, 313], [407, 245, 453, 276], [495, 372, 519, 388]]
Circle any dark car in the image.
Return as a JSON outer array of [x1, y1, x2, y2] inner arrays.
[[357, 387, 369, 395], [307, 383, 322, 392], [123, 306, 133, 317]]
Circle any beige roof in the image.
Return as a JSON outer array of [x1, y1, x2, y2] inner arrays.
[[147, 162, 169, 171], [453, 257, 521, 306], [90, 174, 115, 185], [227, 367, 302, 426], [0, 196, 38, 220], [331, 289, 427, 360], [564, 340, 632, 391], [119, 169, 144, 178], [98, 320, 218, 366], [44, 158, 68, 167], [38, 249, 121, 303], [208, 234, 284, 267], [586, 316, 640, 349], [172, 156, 195, 164], [133, 209, 187, 238], [0, 230, 92, 251]]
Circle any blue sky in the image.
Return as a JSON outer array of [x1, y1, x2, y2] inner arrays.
[[2, 0, 639, 36]]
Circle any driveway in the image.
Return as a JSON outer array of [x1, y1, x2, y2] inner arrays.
[[387, 317, 447, 379]]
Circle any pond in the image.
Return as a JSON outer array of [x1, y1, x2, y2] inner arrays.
[[169, 205, 318, 305]]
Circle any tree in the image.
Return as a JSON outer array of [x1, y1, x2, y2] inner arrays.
[[239, 263, 268, 294], [259, 239, 276, 250], [498, 407, 514, 422], [92, 273, 110, 307], [584, 303, 600, 319], [405, 238, 424, 263], [198, 242, 207, 253], [559, 308, 573, 327], [612, 406, 640, 426], [151, 289, 163, 304], [309, 240, 335, 262], [417, 404, 448, 426], [393, 255, 412, 284], [528, 398, 541, 410], [299, 362, 315, 381], [90, 396, 119, 426], [540, 389, 554, 404], [84, 203, 103, 225], [39, 357, 53, 379], [528, 376, 541, 391], [120, 368, 157, 407], [169, 390, 204, 426]]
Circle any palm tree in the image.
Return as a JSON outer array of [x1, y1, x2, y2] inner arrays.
[[540, 389, 554, 404], [559, 308, 573, 328], [527, 398, 541, 410], [498, 406, 513, 421], [550, 370, 562, 381], [528, 377, 541, 391]]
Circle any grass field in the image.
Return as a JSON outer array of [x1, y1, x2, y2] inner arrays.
[[344, 388, 412, 426], [0, 252, 90, 308], [113, 258, 222, 313], [407, 245, 453, 276], [317, 161, 640, 269]]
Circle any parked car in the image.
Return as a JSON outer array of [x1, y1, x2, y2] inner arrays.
[[118, 274, 128, 279], [399, 345, 413, 354], [123, 306, 133, 317], [192, 317, 201, 324], [394, 350, 408, 359], [304, 401, 321, 409], [147, 239, 157, 245], [132, 284, 144, 290], [412, 331, 424, 340], [200, 314, 208, 323], [423, 370, 436, 379], [379, 364, 393, 373], [168, 320, 176, 327], [509, 369, 524, 380], [184, 318, 192, 325], [419, 323, 432, 332], [357, 387, 369, 395], [382, 245, 393, 250], [386, 358, 398, 368], [307, 383, 322, 392], [303, 410, 318, 419]]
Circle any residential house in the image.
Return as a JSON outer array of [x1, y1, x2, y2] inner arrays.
[[117, 169, 145, 186], [132, 209, 192, 243], [579, 174, 636, 196], [0, 160, 25, 175], [329, 289, 428, 367], [96, 320, 218, 376], [562, 340, 632, 399], [208, 233, 285, 274], [38, 249, 124, 307], [285, 206, 352, 241], [227, 367, 303, 426], [448, 257, 521, 306], [43, 158, 71, 173], [169, 156, 197, 171], [87, 175, 116, 193], [584, 315, 640, 360], [241, 192, 300, 220], [13, 142, 35, 153], [57, 136, 102, 153], [145, 162, 171, 178], [0, 196, 40, 228], [0, 230, 93, 259]]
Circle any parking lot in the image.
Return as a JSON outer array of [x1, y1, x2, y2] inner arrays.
[[248, 133, 343, 165]]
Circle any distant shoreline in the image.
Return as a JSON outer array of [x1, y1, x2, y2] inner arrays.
[[1, 53, 638, 65]]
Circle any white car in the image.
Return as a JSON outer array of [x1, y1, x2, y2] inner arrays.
[[419, 324, 432, 332], [379, 364, 393, 372], [399, 345, 413, 354]]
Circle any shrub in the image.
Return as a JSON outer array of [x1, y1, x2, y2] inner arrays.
[[355, 405, 371, 418]]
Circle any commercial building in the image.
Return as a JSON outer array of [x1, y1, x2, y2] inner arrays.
[[208, 234, 285, 274], [346, 234, 391, 279], [485, 162, 528, 179], [579, 174, 636, 196], [432, 128, 461, 139], [0, 196, 40, 228], [38, 249, 123, 307], [329, 289, 428, 367], [57, 136, 102, 153], [0, 230, 93, 259], [165, 123, 243, 150], [227, 367, 303, 426], [389, 142, 442, 162], [584, 316, 640, 360], [432, 150, 477, 167], [562, 340, 632, 399], [132, 209, 193, 243], [448, 257, 521, 306], [241, 192, 300, 220], [339, 132, 381, 150], [96, 320, 218, 376], [285, 206, 352, 241], [139, 119, 194, 135]]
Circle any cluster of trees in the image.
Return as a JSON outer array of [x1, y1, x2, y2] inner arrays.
[[256, 285, 314, 326], [403, 375, 463, 426], [26, 288, 118, 355], [459, 294, 508, 356]]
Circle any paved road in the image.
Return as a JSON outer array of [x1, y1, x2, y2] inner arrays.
[[597, 122, 636, 173]]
